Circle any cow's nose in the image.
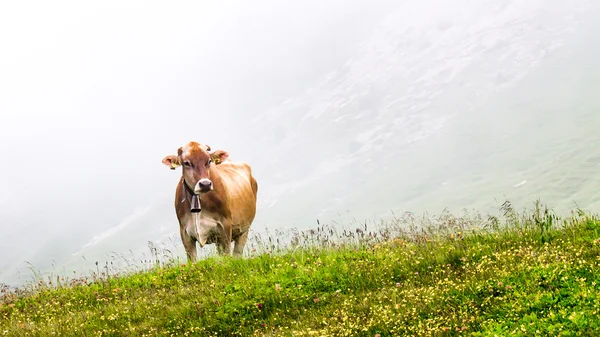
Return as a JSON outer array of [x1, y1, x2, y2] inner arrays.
[[196, 179, 213, 193]]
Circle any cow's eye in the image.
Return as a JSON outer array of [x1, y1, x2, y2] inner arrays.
[[207, 159, 213, 167], [184, 161, 192, 167]]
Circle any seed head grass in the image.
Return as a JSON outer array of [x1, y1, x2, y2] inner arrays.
[[2, 200, 600, 336]]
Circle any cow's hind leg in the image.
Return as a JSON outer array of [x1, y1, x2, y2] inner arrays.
[[233, 229, 250, 256]]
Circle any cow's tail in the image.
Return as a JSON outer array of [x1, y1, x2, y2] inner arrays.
[[245, 164, 258, 198], [251, 176, 258, 198]]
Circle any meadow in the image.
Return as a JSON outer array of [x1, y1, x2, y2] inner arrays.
[[2, 200, 600, 336]]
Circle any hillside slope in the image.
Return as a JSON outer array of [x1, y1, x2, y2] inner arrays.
[[2, 203, 600, 336]]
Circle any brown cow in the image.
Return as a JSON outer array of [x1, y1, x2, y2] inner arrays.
[[162, 141, 258, 261]]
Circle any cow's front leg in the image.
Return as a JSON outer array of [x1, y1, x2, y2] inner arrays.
[[217, 219, 233, 256], [233, 229, 250, 256], [180, 225, 198, 263]]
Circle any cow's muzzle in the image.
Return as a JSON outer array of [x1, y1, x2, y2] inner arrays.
[[195, 178, 213, 193]]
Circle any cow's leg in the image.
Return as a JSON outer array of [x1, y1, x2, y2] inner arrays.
[[215, 233, 225, 255], [217, 220, 232, 256], [179, 226, 197, 263], [233, 229, 249, 256]]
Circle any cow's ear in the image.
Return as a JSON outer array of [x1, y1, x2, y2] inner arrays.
[[162, 155, 181, 170], [210, 150, 229, 165]]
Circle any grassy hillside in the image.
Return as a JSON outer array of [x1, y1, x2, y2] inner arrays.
[[2, 201, 600, 336]]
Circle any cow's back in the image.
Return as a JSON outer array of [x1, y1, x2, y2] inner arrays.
[[215, 161, 258, 232]]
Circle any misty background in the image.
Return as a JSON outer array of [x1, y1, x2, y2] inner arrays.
[[1, 0, 599, 286]]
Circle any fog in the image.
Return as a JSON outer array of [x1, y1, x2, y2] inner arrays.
[[2, 0, 600, 286]]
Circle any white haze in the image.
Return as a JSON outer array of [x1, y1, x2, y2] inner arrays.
[[1, 0, 600, 286]]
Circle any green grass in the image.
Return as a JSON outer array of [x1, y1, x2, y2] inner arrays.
[[2, 201, 600, 336]]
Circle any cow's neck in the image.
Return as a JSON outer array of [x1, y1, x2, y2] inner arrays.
[[181, 177, 201, 213], [181, 176, 196, 196]]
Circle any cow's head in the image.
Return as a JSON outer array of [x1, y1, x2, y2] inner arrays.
[[162, 142, 229, 194]]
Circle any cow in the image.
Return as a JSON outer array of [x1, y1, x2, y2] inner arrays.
[[162, 141, 258, 261]]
